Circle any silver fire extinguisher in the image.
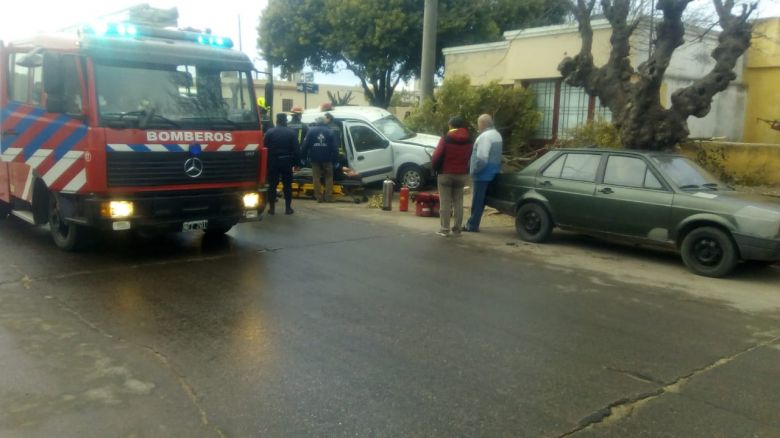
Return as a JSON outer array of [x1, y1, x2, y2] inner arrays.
[[382, 177, 394, 211]]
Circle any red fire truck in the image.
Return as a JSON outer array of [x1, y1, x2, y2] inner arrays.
[[0, 18, 268, 250]]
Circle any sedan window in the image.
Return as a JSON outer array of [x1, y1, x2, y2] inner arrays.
[[560, 153, 601, 182], [541, 154, 566, 178], [604, 156, 646, 187]]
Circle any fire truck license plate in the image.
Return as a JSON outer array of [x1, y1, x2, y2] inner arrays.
[[182, 220, 208, 231]]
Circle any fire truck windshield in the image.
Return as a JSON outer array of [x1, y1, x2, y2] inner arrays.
[[94, 61, 258, 130]]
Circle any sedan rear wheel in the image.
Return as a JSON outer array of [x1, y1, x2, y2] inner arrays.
[[680, 226, 738, 277], [515, 203, 552, 243]]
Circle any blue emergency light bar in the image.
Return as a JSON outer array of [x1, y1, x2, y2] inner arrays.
[[80, 22, 234, 49]]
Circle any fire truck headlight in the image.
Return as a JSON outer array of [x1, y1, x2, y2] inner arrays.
[[108, 201, 134, 218], [243, 193, 260, 209]]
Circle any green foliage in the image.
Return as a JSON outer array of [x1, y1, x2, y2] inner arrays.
[[555, 119, 622, 149], [405, 75, 540, 155], [258, 0, 567, 108]]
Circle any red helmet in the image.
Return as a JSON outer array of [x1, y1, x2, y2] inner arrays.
[[319, 102, 334, 111], [291, 106, 303, 114]]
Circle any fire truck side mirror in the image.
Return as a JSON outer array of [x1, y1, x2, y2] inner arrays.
[[43, 53, 66, 113]]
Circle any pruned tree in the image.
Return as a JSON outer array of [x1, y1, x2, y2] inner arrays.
[[558, 0, 757, 150]]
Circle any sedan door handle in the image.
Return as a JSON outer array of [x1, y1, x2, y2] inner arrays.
[[357, 155, 365, 161], [599, 187, 614, 194], [539, 180, 552, 187]]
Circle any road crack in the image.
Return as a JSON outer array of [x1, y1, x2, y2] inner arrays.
[[559, 335, 780, 437]]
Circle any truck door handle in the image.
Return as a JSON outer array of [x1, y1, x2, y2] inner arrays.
[[539, 180, 552, 187], [599, 187, 614, 194], [357, 155, 365, 161]]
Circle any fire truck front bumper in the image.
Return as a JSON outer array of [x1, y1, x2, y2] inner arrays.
[[67, 187, 268, 232]]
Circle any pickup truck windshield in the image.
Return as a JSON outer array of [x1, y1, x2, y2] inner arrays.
[[374, 115, 415, 141], [95, 61, 258, 130]]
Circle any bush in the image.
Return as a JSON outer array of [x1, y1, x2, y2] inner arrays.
[[554, 118, 622, 148], [405, 75, 540, 156]]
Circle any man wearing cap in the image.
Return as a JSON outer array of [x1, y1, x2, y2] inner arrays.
[[264, 113, 300, 215], [301, 117, 338, 203]]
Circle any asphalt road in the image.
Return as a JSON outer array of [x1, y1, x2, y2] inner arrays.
[[1, 201, 779, 437]]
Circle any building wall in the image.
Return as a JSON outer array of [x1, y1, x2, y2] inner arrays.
[[742, 18, 780, 144], [252, 79, 368, 113]]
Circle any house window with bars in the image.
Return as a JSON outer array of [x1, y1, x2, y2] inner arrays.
[[557, 82, 590, 139], [527, 80, 556, 140]]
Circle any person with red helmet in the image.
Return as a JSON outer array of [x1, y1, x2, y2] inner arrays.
[[288, 105, 308, 148]]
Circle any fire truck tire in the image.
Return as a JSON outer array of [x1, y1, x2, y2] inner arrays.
[[0, 201, 10, 219], [48, 194, 87, 251]]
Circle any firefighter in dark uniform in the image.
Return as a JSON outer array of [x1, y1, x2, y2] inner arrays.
[[288, 106, 308, 164], [264, 113, 300, 215]]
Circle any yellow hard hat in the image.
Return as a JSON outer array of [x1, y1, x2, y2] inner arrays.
[[256, 97, 266, 109]]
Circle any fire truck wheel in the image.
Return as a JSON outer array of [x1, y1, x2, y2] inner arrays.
[[48, 194, 85, 251], [0, 201, 10, 219]]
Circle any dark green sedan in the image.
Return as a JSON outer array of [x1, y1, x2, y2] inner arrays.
[[486, 148, 780, 277]]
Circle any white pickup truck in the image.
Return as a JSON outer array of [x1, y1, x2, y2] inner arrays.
[[301, 106, 440, 190]]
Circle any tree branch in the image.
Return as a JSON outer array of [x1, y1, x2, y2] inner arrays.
[[671, 0, 756, 117]]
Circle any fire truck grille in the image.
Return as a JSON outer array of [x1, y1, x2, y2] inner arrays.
[[107, 151, 259, 187]]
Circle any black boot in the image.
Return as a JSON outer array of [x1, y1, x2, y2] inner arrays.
[[285, 201, 294, 215], [268, 203, 275, 215]]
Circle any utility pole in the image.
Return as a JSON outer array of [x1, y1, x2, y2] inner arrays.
[[420, 0, 438, 102]]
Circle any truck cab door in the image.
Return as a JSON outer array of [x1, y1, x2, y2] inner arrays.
[[343, 121, 394, 184]]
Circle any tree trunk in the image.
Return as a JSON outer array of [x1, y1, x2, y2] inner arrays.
[[558, 0, 755, 150]]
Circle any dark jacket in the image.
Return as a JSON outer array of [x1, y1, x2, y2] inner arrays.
[[288, 118, 309, 144], [431, 127, 472, 174], [264, 125, 300, 167], [301, 124, 338, 164]]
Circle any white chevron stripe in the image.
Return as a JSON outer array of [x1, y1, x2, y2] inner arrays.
[[61, 169, 87, 193], [1, 147, 23, 162], [245, 144, 259, 151], [146, 144, 169, 152], [218, 144, 235, 151], [42, 151, 84, 186], [21, 168, 34, 201], [107, 144, 133, 152], [25, 149, 53, 169]]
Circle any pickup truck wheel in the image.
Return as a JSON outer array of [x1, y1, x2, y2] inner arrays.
[[48, 194, 86, 251], [515, 203, 552, 243], [398, 165, 426, 191], [680, 226, 738, 277]]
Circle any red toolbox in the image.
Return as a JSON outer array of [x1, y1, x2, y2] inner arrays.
[[415, 193, 440, 217]]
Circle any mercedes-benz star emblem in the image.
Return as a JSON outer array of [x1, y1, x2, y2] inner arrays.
[[184, 157, 204, 178]]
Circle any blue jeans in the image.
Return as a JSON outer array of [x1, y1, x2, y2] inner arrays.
[[466, 180, 490, 231]]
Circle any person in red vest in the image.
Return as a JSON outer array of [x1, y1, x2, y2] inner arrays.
[[431, 116, 473, 237]]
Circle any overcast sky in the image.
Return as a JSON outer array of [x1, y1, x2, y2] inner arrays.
[[2, 0, 779, 86]]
